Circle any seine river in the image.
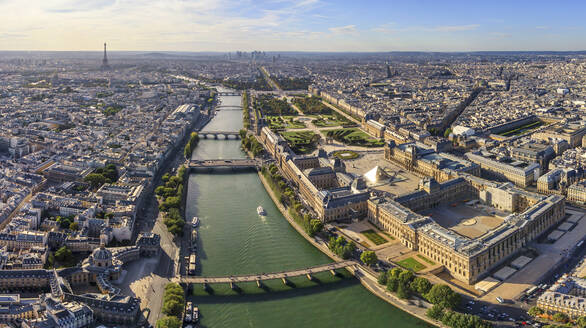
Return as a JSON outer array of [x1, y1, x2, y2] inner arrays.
[[184, 92, 429, 328]]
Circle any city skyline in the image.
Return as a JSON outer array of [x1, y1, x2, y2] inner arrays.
[[1, 2, 586, 327], [0, 0, 585, 52]]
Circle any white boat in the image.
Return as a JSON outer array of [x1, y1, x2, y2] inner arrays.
[[192, 216, 199, 227], [193, 306, 200, 322], [257, 206, 266, 216], [185, 302, 193, 322]]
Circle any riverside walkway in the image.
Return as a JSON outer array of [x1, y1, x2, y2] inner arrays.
[[179, 260, 356, 284]]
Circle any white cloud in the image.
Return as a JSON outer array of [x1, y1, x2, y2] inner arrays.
[[372, 22, 401, 34], [328, 25, 357, 34], [0, 0, 325, 50], [430, 24, 480, 32]]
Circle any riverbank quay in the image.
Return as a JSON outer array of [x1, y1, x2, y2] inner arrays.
[[256, 171, 442, 328], [139, 107, 216, 327]]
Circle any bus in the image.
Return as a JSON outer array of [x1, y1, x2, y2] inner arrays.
[[188, 254, 197, 275]]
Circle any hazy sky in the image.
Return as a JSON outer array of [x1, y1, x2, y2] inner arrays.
[[0, 0, 585, 52]]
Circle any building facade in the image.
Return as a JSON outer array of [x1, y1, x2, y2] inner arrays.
[[367, 175, 565, 284]]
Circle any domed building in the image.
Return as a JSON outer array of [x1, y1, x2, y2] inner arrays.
[[91, 245, 113, 268], [81, 243, 123, 283]]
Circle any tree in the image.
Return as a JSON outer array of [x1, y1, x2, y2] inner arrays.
[[576, 316, 586, 328], [168, 223, 184, 236], [163, 196, 181, 209], [162, 173, 170, 182], [389, 267, 404, 279], [161, 282, 184, 317], [164, 283, 184, 294], [56, 216, 72, 229], [84, 173, 106, 189], [308, 219, 323, 236], [155, 186, 166, 196], [156, 316, 182, 328], [426, 284, 461, 309], [328, 236, 356, 259], [444, 128, 452, 138], [377, 271, 388, 285], [162, 299, 183, 317], [311, 133, 322, 144], [386, 277, 398, 292], [167, 176, 182, 189], [528, 306, 543, 317], [45, 253, 55, 269], [426, 304, 445, 320], [552, 312, 569, 323], [398, 270, 415, 284], [55, 246, 72, 263], [410, 277, 432, 295], [239, 129, 247, 139], [360, 251, 378, 266], [168, 208, 181, 220], [69, 222, 79, 231], [397, 282, 411, 299], [341, 241, 356, 259]]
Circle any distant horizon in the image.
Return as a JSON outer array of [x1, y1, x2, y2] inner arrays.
[[1, 0, 585, 52], [1, 49, 586, 54]]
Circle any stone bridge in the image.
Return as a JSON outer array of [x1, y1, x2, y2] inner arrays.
[[198, 131, 241, 139]]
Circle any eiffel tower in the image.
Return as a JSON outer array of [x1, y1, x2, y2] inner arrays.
[[101, 42, 110, 70]]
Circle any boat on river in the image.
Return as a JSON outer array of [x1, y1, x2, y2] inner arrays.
[[193, 306, 200, 323], [192, 216, 200, 227], [257, 206, 266, 216]]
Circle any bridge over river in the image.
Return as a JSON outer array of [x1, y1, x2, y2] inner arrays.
[[178, 260, 356, 286], [217, 91, 242, 96], [198, 131, 240, 139], [188, 158, 264, 170]]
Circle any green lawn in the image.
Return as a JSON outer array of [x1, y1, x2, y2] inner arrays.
[[312, 114, 354, 128], [417, 254, 436, 265], [325, 128, 384, 147], [332, 150, 359, 160], [286, 121, 306, 129], [397, 257, 427, 272], [498, 121, 544, 137], [361, 229, 387, 245], [266, 116, 307, 130], [280, 131, 318, 154], [292, 96, 330, 114]]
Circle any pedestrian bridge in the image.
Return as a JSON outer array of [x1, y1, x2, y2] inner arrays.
[[178, 261, 356, 286], [199, 131, 241, 139]]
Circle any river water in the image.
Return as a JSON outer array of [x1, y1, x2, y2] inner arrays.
[[184, 92, 429, 328]]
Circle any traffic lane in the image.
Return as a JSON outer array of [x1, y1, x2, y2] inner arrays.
[[460, 296, 532, 326]]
